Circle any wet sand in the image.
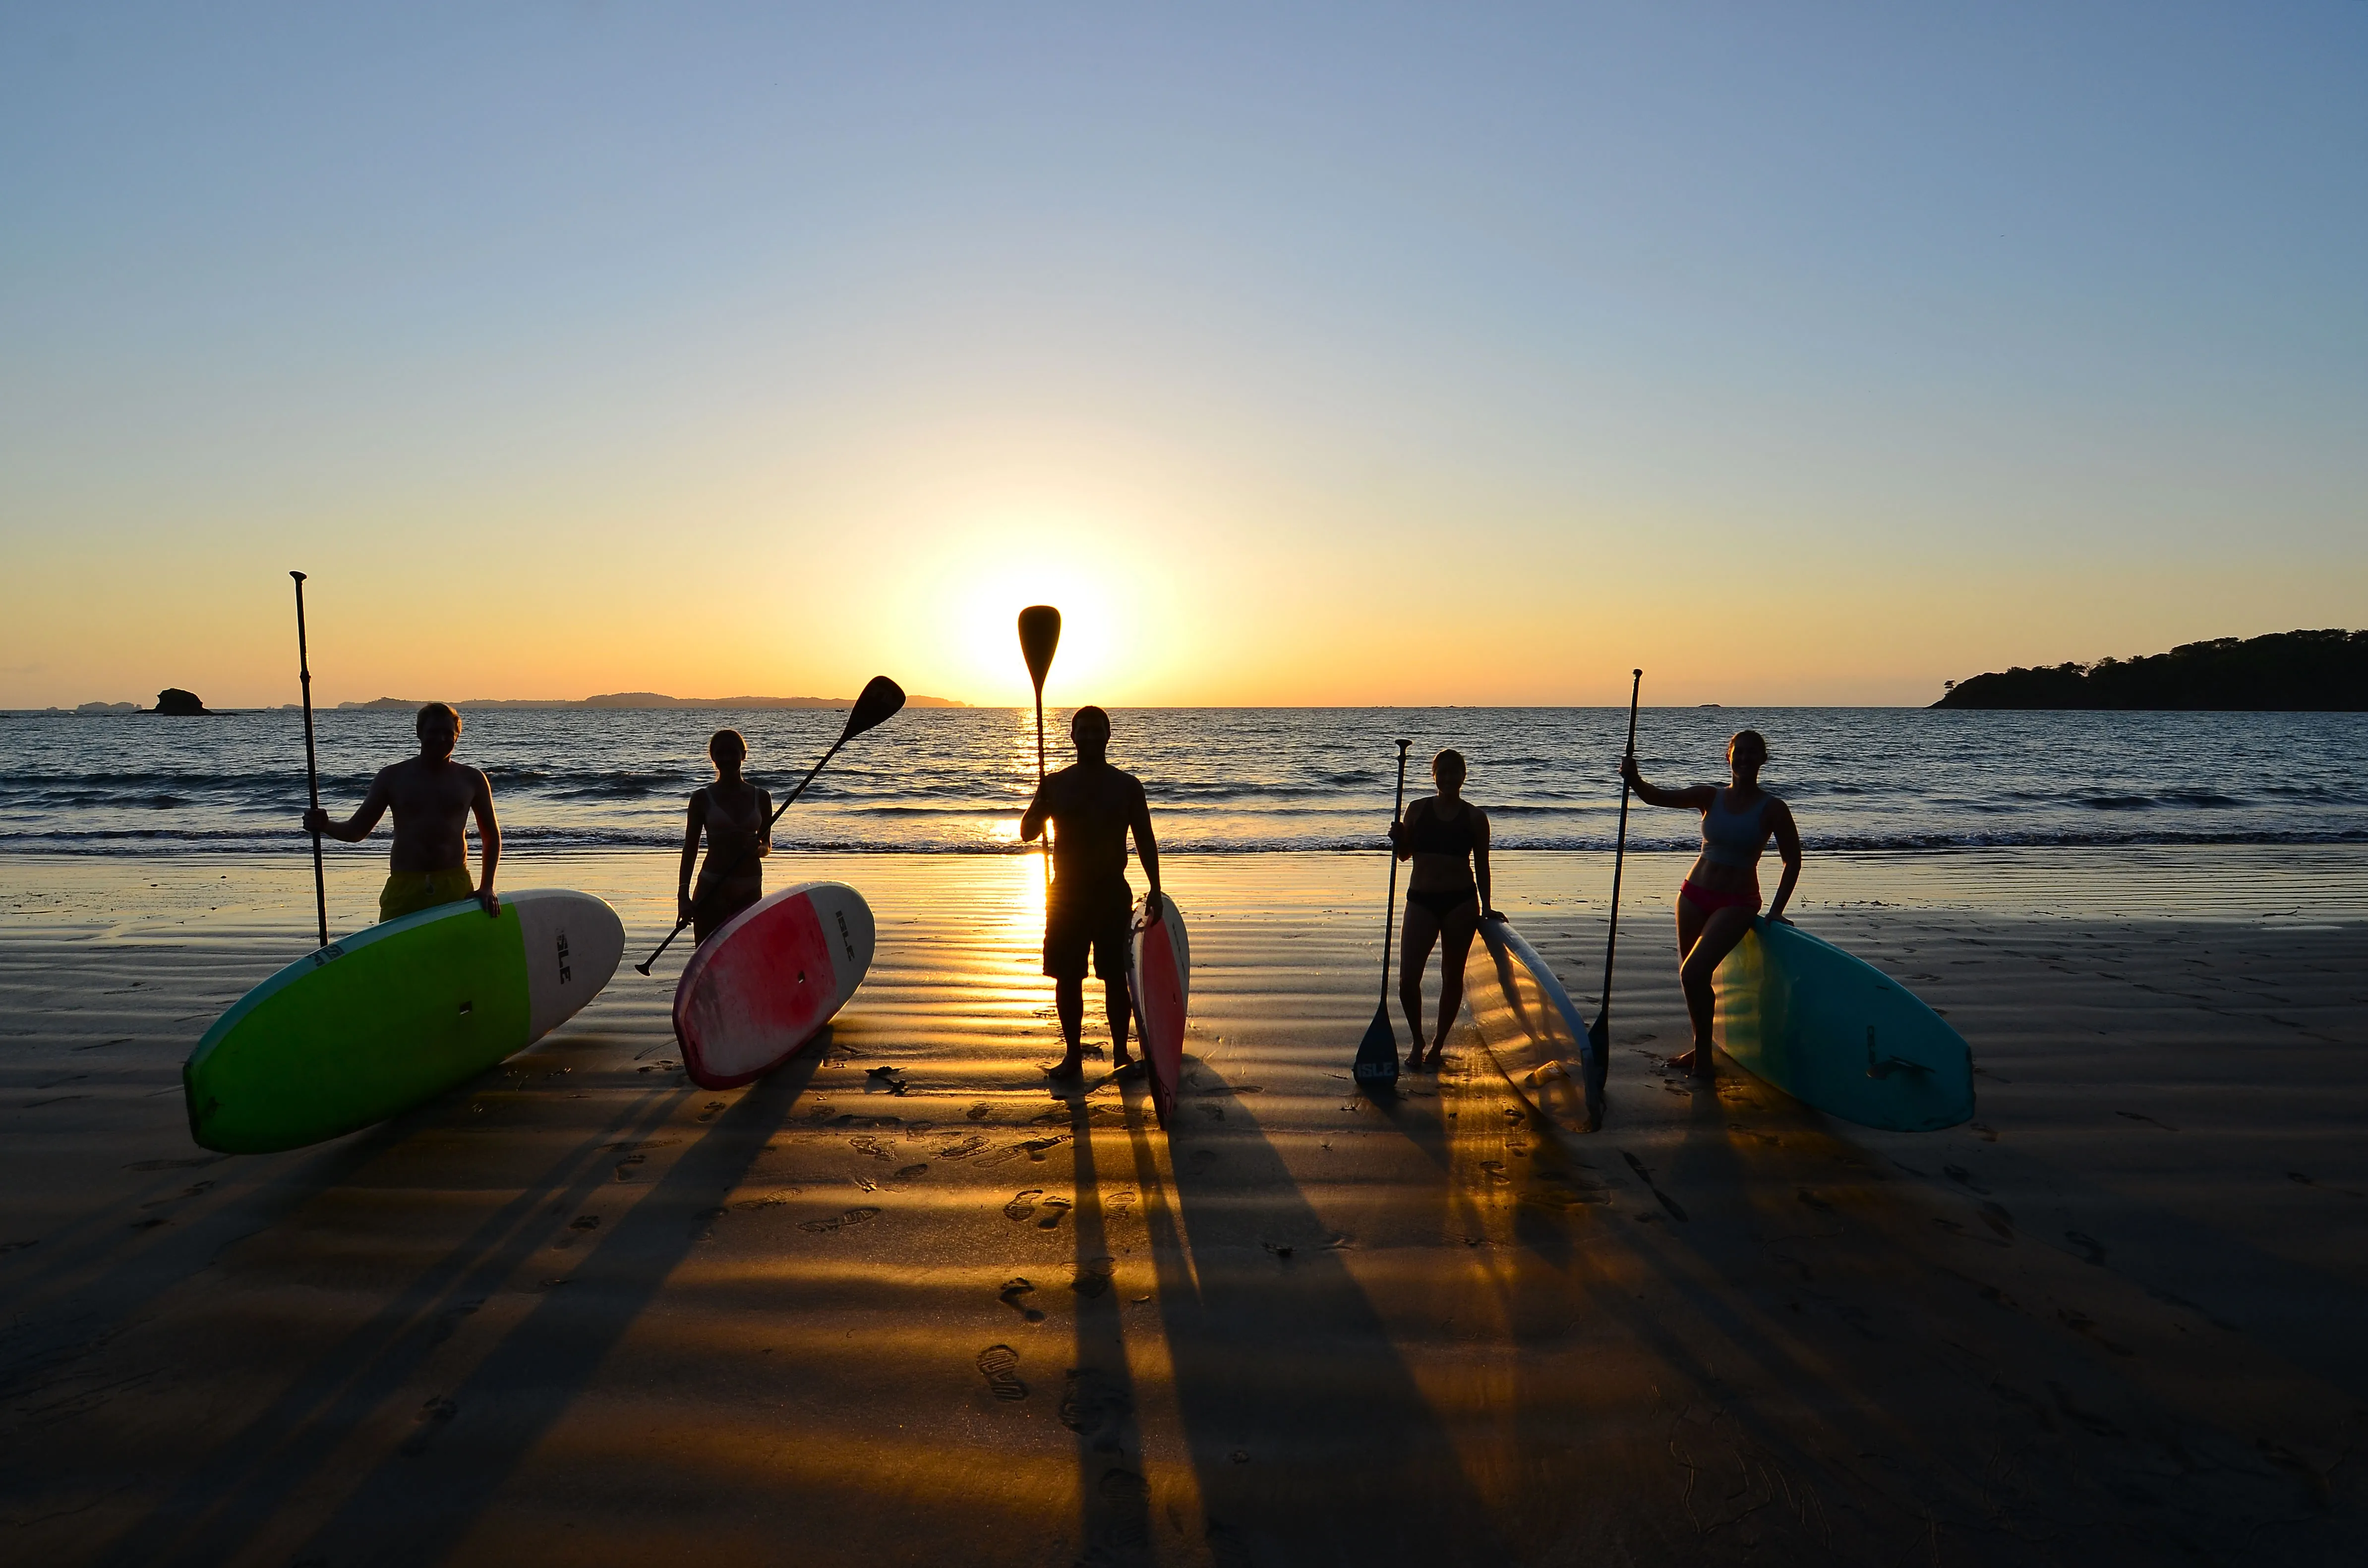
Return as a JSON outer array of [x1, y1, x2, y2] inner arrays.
[[3, 849, 2366, 1566]]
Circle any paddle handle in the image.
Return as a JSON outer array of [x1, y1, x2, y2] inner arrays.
[[1378, 739, 1410, 1008], [291, 572, 329, 949], [1595, 670, 1642, 1030]]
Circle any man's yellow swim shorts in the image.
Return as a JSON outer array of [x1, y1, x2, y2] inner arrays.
[[379, 866, 477, 924]]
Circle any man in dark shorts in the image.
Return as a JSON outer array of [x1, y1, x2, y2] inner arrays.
[[1019, 705, 1162, 1079], [303, 701, 501, 925]]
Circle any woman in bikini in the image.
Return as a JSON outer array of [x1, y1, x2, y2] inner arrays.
[[1387, 748, 1496, 1071], [1620, 729, 1801, 1080], [677, 729, 773, 944]]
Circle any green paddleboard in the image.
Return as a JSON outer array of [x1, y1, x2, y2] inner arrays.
[[184, 888, 624, 1153]]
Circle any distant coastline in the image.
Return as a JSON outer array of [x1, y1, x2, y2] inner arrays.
[[329, 692, 970, 711], [1935, 629, 2367, 711], [19, 691, 970, 715]]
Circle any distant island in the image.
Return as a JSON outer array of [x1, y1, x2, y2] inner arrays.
[[330, 691, 969, 711], [1935, 629, 2367, 710]]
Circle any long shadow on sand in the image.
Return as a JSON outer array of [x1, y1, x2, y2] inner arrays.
[[267, 1052, 818, 1565], [1057, 1085, 1151, 1563], [1126, 1054, 1512, 1567], [93, 1050, 814, 1568], [1481, 1066, 2366, 1564]]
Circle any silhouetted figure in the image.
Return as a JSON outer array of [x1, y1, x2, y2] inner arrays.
[[1020, 706, 1163, 1079], [1388, 749, 1496, 1070], [1621, 729, 1802, 1079], [678, 728, 773, 944], [303, 702, 501, 924]]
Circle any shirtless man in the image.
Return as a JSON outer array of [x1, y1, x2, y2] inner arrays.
[[1019, 706, 1162, 1079], [303, 702, 502, 925]]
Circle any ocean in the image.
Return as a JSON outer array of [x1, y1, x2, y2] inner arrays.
[[2, 705, 2363, 860]]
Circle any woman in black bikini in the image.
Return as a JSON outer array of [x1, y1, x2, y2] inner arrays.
[[677, 729, 773, 944], [1620, 729, 1801, 1080], [1387, 749, 1495, 1071]]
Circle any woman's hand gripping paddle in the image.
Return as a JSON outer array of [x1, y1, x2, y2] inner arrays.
[[635, 676, 906, 975], [1018, 606, 1061, 886], [290, 571, 330, 949], [1354, 739, 1413, 1094], [1581, 670, 1642, 1129]]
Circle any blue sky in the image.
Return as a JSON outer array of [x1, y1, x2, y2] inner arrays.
[[3, 3, 2362, 706]]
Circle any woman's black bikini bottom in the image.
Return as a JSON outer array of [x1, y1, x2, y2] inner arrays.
[[1406, 883, 1478, 920]]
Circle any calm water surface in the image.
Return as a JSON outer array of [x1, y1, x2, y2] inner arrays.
[[3, 707, 2362, 859]]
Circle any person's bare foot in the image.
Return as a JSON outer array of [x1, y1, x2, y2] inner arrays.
[[1110, 1056, 1143, 1078], [1042, 1057, 1085, 1080], [1671, 1047, 1716, 1081]]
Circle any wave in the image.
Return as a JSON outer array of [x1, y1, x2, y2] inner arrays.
[[10, 826, 2368, 856]]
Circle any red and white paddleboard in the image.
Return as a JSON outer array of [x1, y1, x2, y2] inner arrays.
[[1129, 892, 1189, 1127], [674, 881, 875, 1090]]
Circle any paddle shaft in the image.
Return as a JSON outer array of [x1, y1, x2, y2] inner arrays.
[[1594, 670, 1643, 1033], [1377, 740, 1411, 1008], [1033, 679, 1051, 884], [290, 572, 329, 949]]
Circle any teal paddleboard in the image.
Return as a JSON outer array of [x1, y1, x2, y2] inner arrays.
[[1712, 917, 1973, 1132], [184, 888, 624, 1153]]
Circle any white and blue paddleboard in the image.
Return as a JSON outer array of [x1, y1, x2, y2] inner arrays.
[[1712, 917, 1973, 1132], [1463, 915, 1603, 1134]]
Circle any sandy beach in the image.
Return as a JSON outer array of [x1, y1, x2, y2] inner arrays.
[[3, 848, 2366, 1566]]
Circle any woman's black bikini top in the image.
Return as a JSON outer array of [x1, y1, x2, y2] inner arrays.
[[1405, 798, 1476, 859]]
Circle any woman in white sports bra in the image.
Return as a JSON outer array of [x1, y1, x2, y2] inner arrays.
[[1620, 729, 1801, 1080], [677, 728, 773, 944]]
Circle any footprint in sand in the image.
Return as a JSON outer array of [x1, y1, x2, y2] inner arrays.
[[1000, 1278, 1045, 1323], [934, 1135, 989, 1160], [894, 1163, 930, 1181], [2065, 1229, 2106, 1265], [1106, 1190, 1137, 1215], [1005, 1189, 1045, 1222], [1070, 1256, 1115, 1297], [800, 1206, 881, 1234], [848, 1136, 893, 1160], [398, 1396, 459, 1456], [967, 1102, 992, 1122], [696, 1100, 727, 1123], [1061, 1367, 1134, 1448], [977, 1344, 1027, 1401], [614, 1154, 646, 1182], [1036, 1197, 1074, 1230]]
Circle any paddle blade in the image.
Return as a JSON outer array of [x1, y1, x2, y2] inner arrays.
[[1018, 605, 1061, 690], [840, 675, 907, 740], [1353, 1002, 1399, 1093]]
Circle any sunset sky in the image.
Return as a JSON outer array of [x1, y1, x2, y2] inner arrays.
[[3, 4, 2363, 709]]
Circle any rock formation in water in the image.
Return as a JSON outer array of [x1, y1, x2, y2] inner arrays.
[[150, 688, 211, 716], [1935, 630, 2367, 710]]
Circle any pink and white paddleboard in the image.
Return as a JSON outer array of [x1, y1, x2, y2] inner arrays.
[[674, 881, 875, 1090], [1129, 892, 1189, 1127]]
